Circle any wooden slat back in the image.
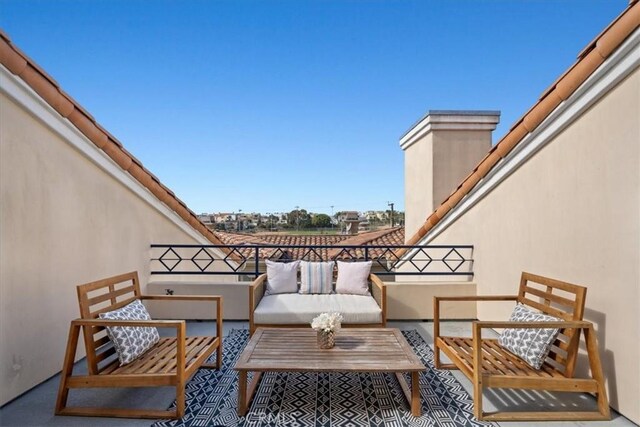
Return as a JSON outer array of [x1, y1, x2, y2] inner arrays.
[[76, 271, 142, 374], [517, 272, 587, 377]]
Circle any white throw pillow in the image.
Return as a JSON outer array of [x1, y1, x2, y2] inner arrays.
[[498, 303, 561, 369], [99, 299, 160, 366], [299, 261, 334, 294], [335, 261, 372, 295], [265, 259, 300, 294]]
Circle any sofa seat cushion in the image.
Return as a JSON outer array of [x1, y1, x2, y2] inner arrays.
[[253, 294, 382, 325]]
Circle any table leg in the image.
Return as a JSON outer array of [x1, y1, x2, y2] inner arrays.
[[411, 371, 421, 416], [247, 372, 263, 406], [395, 372, 422, 416], [237, 370, 247, 416]]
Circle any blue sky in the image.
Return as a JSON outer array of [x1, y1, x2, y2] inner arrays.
[[1, 1, 625, 215]]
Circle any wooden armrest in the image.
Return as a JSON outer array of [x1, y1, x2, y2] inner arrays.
[[369, 273, 384, 292], [250, 273, 267, 289], [249, 274, 267, 331], [140, 295, 223, 337], [71, 318, 185, 328], [474, 320, 591, 330], [435, 295, 518, 302], [433, 295, 518, 341], [141, 294, 223, 338], [369, 274, 387, 326], [250, 274, 267, 310]]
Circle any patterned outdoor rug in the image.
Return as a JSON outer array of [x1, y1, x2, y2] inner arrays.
[[153, 329, 495, 427]]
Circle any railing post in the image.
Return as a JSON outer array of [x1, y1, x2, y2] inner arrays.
[[364, 246, 369, 261], [254, 246, 260, 279]]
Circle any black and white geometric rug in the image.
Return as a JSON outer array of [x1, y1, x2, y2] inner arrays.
[[153, 329, 495, 427]]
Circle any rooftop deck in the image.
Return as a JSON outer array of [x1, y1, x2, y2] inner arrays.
[[0, 321, 634, 427]]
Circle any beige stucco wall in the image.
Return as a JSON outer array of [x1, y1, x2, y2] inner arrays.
[[426, 69, 640, 422], [432, 130, 492, 208], [403, 128, 492, 241], [404, 132, 434, 240], [147, 281, 249, 319], [386, 281, 477, 319], [0, 91, 237, 405]]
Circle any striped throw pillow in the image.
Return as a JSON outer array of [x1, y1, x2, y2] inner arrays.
[[299, 261, 334, 294]]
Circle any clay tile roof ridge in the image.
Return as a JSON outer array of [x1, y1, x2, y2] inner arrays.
[[517, 3, 637, 129], [217, 229, 405, 250], [214, 232, 270, 246], [325, 227, 405, 259], [0, 31, 225, 248], [577, 2, 637, 59], [0, 31, 60, 88], [338, 226, 403, 246], [400, 2, 640, 257]]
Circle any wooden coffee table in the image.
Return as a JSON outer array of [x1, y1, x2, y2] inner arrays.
[[234, 328, 426, 416]]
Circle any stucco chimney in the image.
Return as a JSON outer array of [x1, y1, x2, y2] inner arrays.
[[399, 110, 500, 241], [344, 219, 360, 235]]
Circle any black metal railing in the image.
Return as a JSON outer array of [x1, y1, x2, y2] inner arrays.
[[150, 244, 474, 279]]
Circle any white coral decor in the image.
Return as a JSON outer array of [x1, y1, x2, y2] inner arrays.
[[311, 312, 343, 333]]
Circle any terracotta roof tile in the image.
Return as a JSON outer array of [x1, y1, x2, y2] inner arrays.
[[67, 108, 109, 147], [0, 35, 27, 74], [447, 187, 467, 208], [366, 228, 405, 258], [522, 91, 563, 132], [215, 228, 405, 261], [555, 51, 606, 100], [399, 2, 640, 257], [213, 232, 277, 259], [597, 4, 640, 57], [0, 31, 59, 88], [0, 32, 225, 247], [495, 123, 528, 158]]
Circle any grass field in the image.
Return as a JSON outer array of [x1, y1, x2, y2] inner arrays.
[[253, 226, 389, 236], [255, 229, 341, 236]]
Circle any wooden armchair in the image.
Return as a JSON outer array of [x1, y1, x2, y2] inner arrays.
[[55, 271, 223, 419], [433, 272, 609, 422]]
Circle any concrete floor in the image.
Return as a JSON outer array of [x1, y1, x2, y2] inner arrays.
[[0, 321, 635, 427]]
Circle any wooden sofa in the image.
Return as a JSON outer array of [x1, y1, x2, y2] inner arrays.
[[433, 272, 609, 422], [55, 272, 223, 419], [249, 273, 386, 335]]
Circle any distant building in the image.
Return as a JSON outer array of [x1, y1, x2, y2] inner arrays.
[[364, 211, 386, 222], [213, 213, 236, 223], [197, 213, 214, 226], [336, 211, 359, 222]]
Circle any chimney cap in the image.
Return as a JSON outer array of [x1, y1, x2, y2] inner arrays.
[[424, 110, 501, 117], [400, 109, 501, 150]]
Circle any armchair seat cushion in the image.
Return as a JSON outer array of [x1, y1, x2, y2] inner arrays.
[[253, 293, 382, 325]]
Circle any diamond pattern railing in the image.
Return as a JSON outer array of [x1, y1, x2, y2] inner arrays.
[[150, 244, 473, 279]]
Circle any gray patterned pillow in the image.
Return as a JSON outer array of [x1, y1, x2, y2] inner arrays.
[[498, 303, 561, 369], [99, 299, 160, 365]]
